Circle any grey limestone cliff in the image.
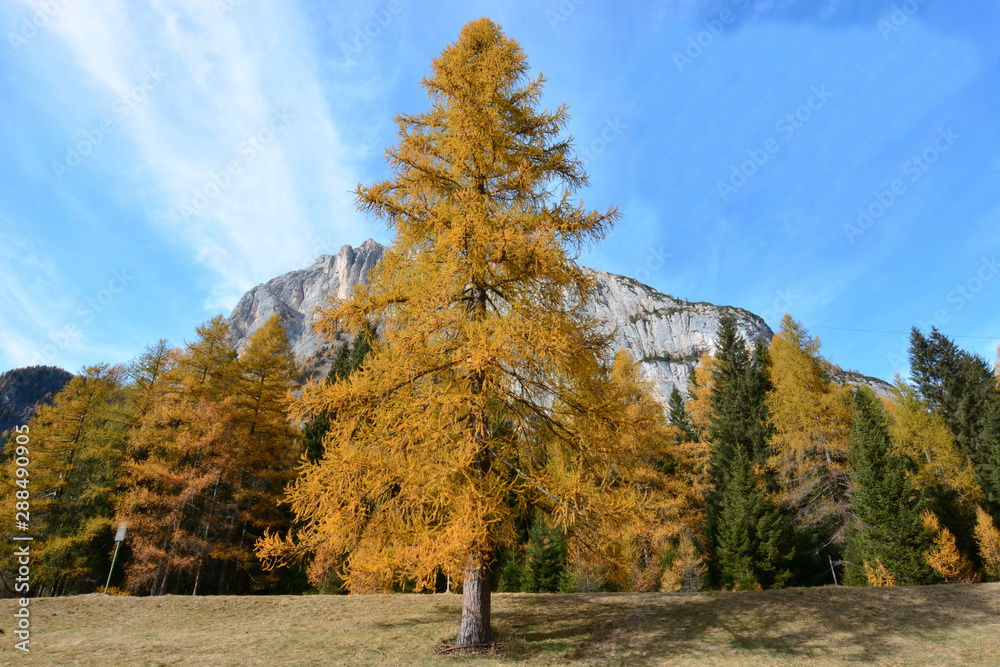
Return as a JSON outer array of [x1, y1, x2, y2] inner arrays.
[[227, 239, 385, 368], [226, 239, 890, 405]]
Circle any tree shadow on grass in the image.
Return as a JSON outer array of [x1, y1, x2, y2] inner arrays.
[[491, 583, 1000, 664], [365, 596, 463, 633]]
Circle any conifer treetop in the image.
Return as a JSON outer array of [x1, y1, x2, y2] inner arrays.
[[323, 17, 619, 343]]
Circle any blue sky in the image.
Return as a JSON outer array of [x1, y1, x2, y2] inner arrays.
[[1, 0, 998, 382]]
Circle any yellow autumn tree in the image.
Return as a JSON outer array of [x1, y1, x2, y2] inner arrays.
[[659, 530, 707, 592], [120, 320, 239, 595], [887, 378, 981, 502], [767, 315, 853, 542], [256, 18, 684, 646], [0, 364, 128, 595], [863, 558, 896, 587], [974, 506, 1000, 581], [686, 354, 714, 435], [922, 510, 978, 583], [228, 314, 303, 586], [682, 354, 714, 505], [121, 315, 301, 595]]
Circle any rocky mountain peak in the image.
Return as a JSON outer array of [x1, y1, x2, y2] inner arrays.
[[226, 240, 890, 405]]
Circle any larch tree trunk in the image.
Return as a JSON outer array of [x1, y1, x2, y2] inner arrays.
[[456, 557, 492, 646]]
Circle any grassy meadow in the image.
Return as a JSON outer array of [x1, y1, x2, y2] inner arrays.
[[0, 583, 998, 665]]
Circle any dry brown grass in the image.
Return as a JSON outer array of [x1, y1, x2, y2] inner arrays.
[[0, 583, 998, 665]]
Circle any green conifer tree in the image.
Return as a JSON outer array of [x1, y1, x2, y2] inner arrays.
[[909, 328, 999, 512], [715, 448, 792, 590], [704, 314, 775, 585], [521, 513, 568, 593], [707, 315, 772, 489], [844, 387, 936, 586], [668, 386, 697, 442]]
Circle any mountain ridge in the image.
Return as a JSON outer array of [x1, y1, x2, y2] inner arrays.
[[226, 240, 891, 404]]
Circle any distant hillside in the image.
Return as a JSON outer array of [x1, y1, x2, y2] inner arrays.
[[0, 365, 73, 444]]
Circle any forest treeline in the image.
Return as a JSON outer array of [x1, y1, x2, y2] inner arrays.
[[0, 315, 308, 596], [2, 312, 1000, 596]]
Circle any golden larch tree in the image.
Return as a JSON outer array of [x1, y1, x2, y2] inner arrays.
[[257, 18, 684, 646], [121, 316, 301, 595], [974, 506, 1000, 581], [119, 317, 239, 595], [119, 328, 237, 595], [863, 558, 896, 587], [227, 314, 303, 588], [686, 353, 714, 436], [766, 315, 854, 542], [921, 510, 978, 583], [0, 364, 128, 595], [887, 378, 981, 502]]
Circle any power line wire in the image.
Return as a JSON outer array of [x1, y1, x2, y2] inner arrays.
[[805, 325, 999, 341]]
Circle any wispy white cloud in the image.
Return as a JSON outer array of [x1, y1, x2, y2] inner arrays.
[[0, 213, 80, 366], [34, 0, 374, 309]]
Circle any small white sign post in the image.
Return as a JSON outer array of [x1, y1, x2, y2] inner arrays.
[[104, 521, 128, 594]]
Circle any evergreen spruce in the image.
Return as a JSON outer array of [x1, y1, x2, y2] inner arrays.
[[521, 513, 568, 593], [497, 513, 568, 593], [909, 328, 1000, 513], [707, 314, 772, 489], [981, 402, 1000, 516], [705, 313, 775, 585], [714, 448, 792, 590], [844, 387, 936, 586], [667, 386, 697, 442]]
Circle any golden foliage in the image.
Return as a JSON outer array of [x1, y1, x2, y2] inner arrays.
[[679, 354, 713, 505], [922, 510, 979, 583], [686, 354, 714, 433], [766, 315, 853, 540], [256, 19, 693, 594], [974, 506, 1000, 581], [120, 315, 301, 595], [0, 364, 128, 591], [864, 558, 896, 587], [659, 531, 707, 593], [888, 378, 981, 503]]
